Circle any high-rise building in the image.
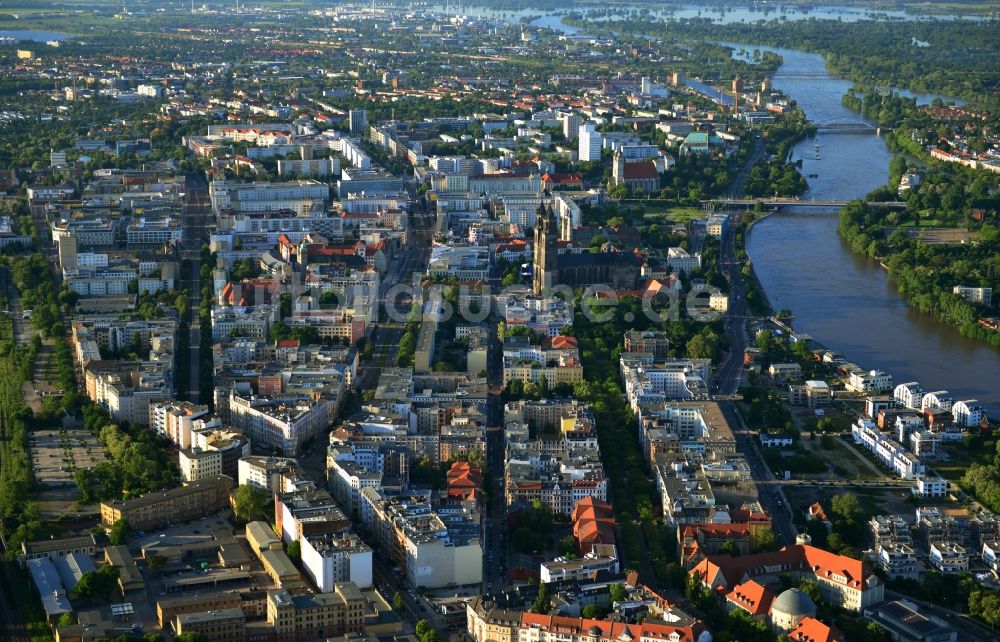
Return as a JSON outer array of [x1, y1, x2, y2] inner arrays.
[[349, 109, 368, 137], [56, 234, 78, 275], [578, 123, 601, 162], [562, 113, 581, 141]]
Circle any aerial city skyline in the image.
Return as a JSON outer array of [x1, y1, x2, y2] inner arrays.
[[0, 1, 998, 642]]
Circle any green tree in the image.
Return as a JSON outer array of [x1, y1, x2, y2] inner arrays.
[[582, 604, 605, 619], [799, 579, 822, 603], [393, 592, 405, 611], [686, 329, 719, 361], [233, 484, 269, 523], [719, 539, 742, 557], [174, 634, 209, 642], [558, 535, 578, 558], [532, 582, 551, 614], [75, 564, 120, 603], [609, 582, 628, 603], [287, 540, 301, 562], [755, 329, 776, 352], [146, 553, 167, 575], [57, 612, 75, 627], [752, 526, 778, 552], [969, 588, 1000, 629], [830, 493, 862, 523], [108, 518, 130, 545]]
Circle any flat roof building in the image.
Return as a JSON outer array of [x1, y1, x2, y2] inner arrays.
[[100, 475, 233, 530], [22, 533, 97, 561], [175, 606, 246, 642]]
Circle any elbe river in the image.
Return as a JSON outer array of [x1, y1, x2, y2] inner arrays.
[[738, 45, 1000, 415]]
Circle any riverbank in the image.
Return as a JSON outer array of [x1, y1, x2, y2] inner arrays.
[[738, 213, 775, 316], [740, 43, 1000, 414]]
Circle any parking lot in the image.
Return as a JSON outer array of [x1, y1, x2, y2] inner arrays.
[[29, 428, 108, 486]]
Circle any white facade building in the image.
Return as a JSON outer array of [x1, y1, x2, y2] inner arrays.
[[952, 400, 985, 427], [578, 123, 602, 162], [953, 286, 992, 305], [913, 476, 948, 498], [922, 391, 953, 412], [851, 419, 924, 480], [238, 456, 301, 493], [848, 370, 893, 394], [301, 532, 373, 592], [893, 382, 924, 410], [928, 542, 968, 573]]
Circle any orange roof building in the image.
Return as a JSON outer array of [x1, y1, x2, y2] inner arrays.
[[691, 544, 883, 612], [446, 461, 482, 502], [808, 502, 830, 522], [788, 616, 845, 642], [517, 613, 704, 642], [679, 522, 752, 568], [572, 497, 616, 556], [725, 579, 774, 617]]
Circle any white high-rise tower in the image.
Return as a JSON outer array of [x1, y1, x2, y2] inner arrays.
[[578, 123, 602, 162]]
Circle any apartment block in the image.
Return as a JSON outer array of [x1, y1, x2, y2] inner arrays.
[[228, 390, 336, 456], [851, 419, 924, 480], [539, 544, 619, 583], [360, 491, 481, 588], [266, 585, 365, 642], [175, 607, 246, 642], [928, 542, 969, 573], [238, 456, 303, 494], [501, 335, 583, 387], [100, 475, 234, 530], [276, 489, 352, 543], [301, 532, 373, 591]]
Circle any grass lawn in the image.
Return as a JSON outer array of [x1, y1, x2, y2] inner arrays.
[[935, 439, 994, 481], [800, 435, 881, 481], [897, 209, 965, 228], [785, 484, 917, 524], [642, 206, 704, 224]]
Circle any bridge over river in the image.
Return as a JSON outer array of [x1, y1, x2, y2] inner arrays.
[[814, 118, 890, 135], [706, 197, 907, 209]]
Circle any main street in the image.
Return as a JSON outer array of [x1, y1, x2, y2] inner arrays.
[[362, 204, 434, 389], [483, 314, 507, 593], [715, 131, 798, 546]]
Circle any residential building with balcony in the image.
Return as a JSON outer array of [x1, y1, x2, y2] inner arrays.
[[928, 542, 968, 573]]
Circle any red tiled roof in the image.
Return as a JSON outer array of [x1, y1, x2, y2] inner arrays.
[[691, 545, 875, 592], [725, 579, 773, 616], [546, 335, 578, 350], [684, 523, 751, 538], [788, 617, 845, 642], [541, 172, 583, 185], [809, 502, 829, 522], [517, 613, 702, 642]]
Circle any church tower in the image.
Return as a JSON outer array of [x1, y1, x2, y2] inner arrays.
[[533, 204, 558, 295]]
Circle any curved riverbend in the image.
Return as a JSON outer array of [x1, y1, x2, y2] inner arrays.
[[742, 46, 1000, 414]]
